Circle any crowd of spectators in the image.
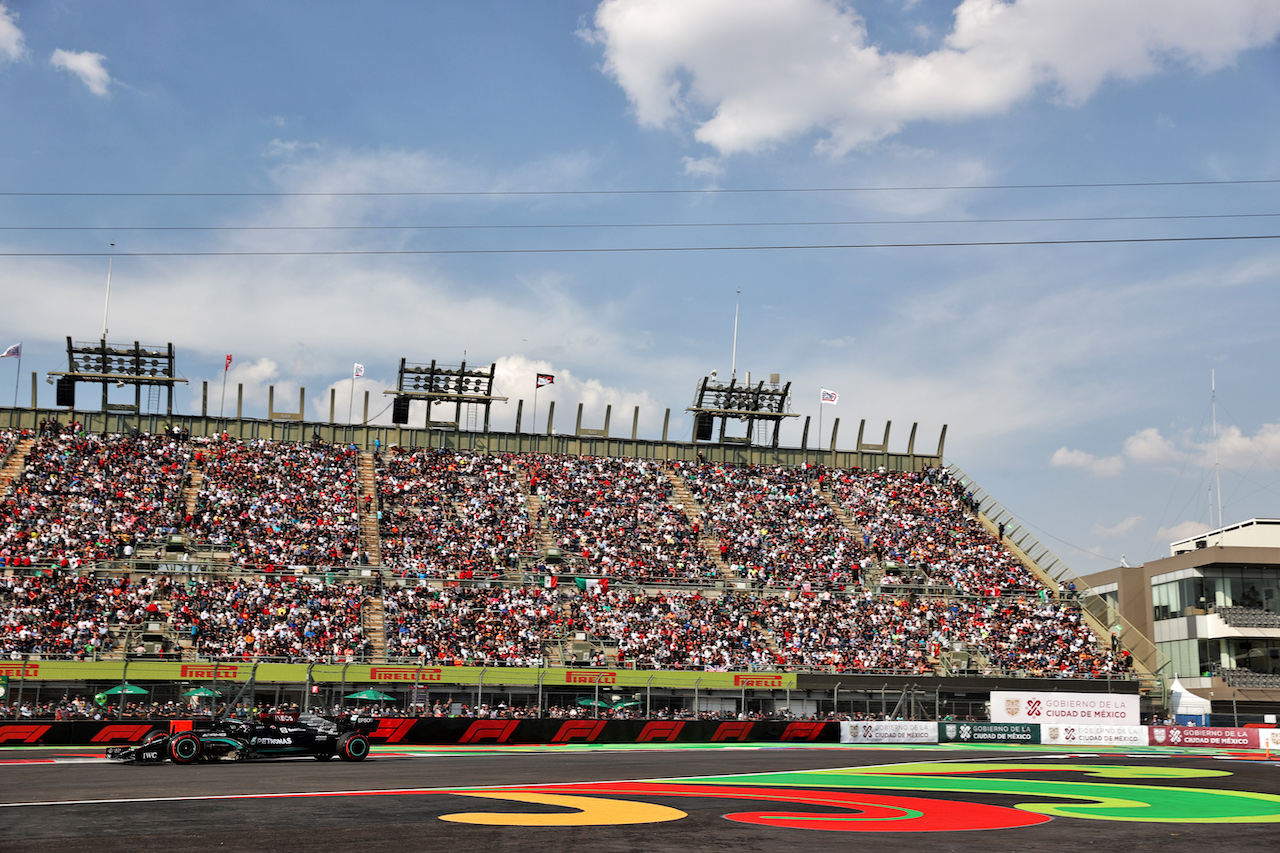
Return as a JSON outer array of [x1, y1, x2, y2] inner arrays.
[[0, 572, 168, 659], [165, 576, 369, 662], [0, 427, 191, 566], [831, 467, 1043, 595], [523, 455, 717, 582], [382, 583, 558, 666], [677, 462, 865, 589], [377, 448, 536, 578], [188, 436, 363, 569]]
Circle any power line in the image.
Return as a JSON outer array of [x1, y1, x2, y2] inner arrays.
[[3, 233, 1279, 257], [5, 211, 1280, 232], [2, 177, 1280, 198]]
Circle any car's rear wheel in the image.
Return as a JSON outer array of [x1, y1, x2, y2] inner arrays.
[[337, 732, 370, 761], [168, 732, 203, 764]]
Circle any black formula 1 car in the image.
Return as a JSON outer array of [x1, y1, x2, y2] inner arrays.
[[106, 712, 377, 764]]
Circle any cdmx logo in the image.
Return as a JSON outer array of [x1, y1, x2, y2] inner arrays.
[[435, 763, 1280, 832]]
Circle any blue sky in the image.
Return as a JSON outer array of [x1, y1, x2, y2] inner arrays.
[[3, 0, 1280, 577]]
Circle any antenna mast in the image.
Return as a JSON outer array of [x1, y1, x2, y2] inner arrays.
[[1212, 369, 1223, 542], [731, 290, 740, 380], [102, 243, 115, 338]]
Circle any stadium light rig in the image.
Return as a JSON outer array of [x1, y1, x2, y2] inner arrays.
[[385, 357, 508, 432], [47, 337, 186, 416], [687, 371, 796, 448]]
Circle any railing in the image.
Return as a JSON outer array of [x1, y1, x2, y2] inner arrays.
[[948, 461, 1171, 693]]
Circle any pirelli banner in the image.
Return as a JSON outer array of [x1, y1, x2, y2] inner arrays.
[[0, 718, 838, 747], [0, 660, 796, 692]]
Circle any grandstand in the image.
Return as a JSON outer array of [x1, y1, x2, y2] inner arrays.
[[0, 392, 1154, 721]]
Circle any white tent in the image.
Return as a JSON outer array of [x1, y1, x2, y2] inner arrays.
[[1169, 679, 1213, 718]]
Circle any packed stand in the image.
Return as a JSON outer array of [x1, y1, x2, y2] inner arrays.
[[382, 584, 558, 666], [831, 467, 1043, 595], [188, 436, 363, 569], [165, 576, 369, 662], [524, 455, 717, 582], [0, 427, 190, 567], [676, 462, 865, 589], [0, 572, 171, 659], [377, 449, 536, 578]]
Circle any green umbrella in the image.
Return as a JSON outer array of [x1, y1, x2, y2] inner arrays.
[[101, 683, 150, 695], [611, 699, 641, 709], [345, 689, 395, 702], [181, 687, 223, 698], [575, 697, 611, 708]]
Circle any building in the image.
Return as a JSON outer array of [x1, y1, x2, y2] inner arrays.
[[1083, 519, 1280, 714]]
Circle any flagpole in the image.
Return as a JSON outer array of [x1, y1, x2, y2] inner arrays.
[[219, 358, 229, 419], [533, 385, 539, 436], [10, 345, 20, 426], [348, 369, 355, 425]]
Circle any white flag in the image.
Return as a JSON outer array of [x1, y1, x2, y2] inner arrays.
[[353, 363, 365, 379], [820, 388, 839, 405], [0, 343, 19, 359]]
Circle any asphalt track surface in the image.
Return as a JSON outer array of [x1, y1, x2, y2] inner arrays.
[[1, 743, 1279, 853]]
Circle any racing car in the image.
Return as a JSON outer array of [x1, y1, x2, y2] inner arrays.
[[106, 711, 377, 764]]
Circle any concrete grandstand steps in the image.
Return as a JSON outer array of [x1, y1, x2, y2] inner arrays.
[[663, 469, 733, 579], [815, 488, 878, 586], [524, 493, 557, 554], [362, 595, 387, 663], [0, 435, 35, 493], [356, 451, 381, 566], [182, 457, 203, 519]]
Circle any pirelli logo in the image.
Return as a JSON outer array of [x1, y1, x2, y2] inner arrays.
[[565, 670, 616, 685], [180, 664, 237, 679], [733, 674, 784, 687], [0, 663, 38, 678], [369, 667, 442, 682]]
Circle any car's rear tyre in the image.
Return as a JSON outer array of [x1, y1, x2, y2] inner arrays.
[[337, 732, 370, 761], [168, 732, 203, 764]]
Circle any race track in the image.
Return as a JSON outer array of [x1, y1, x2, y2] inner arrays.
[[1, 742, 1278, 853]]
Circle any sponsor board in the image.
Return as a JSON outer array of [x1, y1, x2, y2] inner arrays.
[[733, 674, 785, 687], [991, 690, 1139, 726], [939, 722, 1040, 744], [840, 720, 939, 744], [0, 663, 38, 678], [369, 667, 442, 682], [565, 670, 617, 685], [180, 664, 238, 679], [1148, 726, 1259, 749], [1041, 724, 1147, 746]]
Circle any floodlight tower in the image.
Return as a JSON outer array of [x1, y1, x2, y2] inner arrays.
[[385, 357, 508, 431], [47, 337, 186, 415], [687, 371, 796, 447]]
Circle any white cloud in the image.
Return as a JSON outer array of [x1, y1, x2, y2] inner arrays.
[[266, 139, 324, 157], [1122, 427, 1184, 466], [0, 3, 24, 62], [50, 49, 113, 96], [1050, 446, 1125, 478], [1092, 515, 1142, 538], [587, 0, 1280, 155], [1156, 520, 1212, 543], [1195, 421, 1280, 470]]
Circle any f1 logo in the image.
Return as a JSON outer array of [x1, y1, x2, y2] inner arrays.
[[0, 725, 51, 744], [458, 721, 520, 744], [91, 725, 155, 744], [551, 721, 605, 743]]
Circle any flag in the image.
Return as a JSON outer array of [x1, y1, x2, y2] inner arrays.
[[353, 363, 365, 379], [536, 373, 554, 388], [543, 575, 558, 589], [820, 388, 839, 405], [574, 577, 608, 595], [0, 343, 19, 359], [224, 354, 232, 371]]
